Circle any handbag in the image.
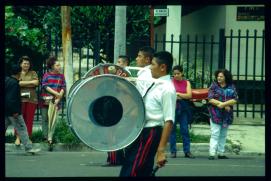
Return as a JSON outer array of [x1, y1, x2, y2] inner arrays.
[[42, 96, 54, 105], [21, 92, 30, 98]]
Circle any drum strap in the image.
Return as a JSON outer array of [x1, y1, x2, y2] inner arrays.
[[143, 82, 155, 98]]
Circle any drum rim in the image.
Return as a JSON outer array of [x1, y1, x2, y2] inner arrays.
[[67, 74, 145, 151]]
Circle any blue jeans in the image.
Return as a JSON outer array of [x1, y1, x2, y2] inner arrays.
[[169, 110, 191, 154]]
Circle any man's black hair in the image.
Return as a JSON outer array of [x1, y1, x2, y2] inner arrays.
[[153, 51, 173, 74], [138, 46, 155, 60], [5, 63, 20, 76], [118, 55, 130, 66]]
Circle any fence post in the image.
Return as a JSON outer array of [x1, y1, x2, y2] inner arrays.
[[94, 30, 100, 66], [47, 29, 52, 56], [54, 32, 58, 57], [218, 28, 226, 69]]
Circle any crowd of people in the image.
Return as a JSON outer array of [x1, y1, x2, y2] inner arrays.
[[5, 47, 238, 176], [5, 55, 66, 152]]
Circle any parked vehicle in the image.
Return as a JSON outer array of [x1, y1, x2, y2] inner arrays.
[[189, 88, 210, 127]]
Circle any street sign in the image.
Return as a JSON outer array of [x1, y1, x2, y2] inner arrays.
[[154, 9, 169, 17]]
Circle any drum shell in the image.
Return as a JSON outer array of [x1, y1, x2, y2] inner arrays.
[[67, 74, 145, 151]]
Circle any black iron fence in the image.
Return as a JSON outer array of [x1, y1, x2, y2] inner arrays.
[[224, 29, 265, 118], [153, 29, 265, 119], [34, 28, 265, 121], [154, 32, 220, 89]]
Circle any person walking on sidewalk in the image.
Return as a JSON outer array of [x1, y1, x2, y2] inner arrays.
[[5, 64, 40, 154], [208, 69, 238, 160], [169, 65, 195, 159], [40, 56, 66, 151], [14, 56, 39, 146]]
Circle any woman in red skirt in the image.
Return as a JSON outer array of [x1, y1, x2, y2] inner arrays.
[[14, 56, 39, 146]]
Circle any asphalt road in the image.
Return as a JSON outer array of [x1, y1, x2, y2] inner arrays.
[[5, 151, 265, 177]]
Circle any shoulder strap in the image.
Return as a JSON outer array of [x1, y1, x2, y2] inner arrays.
[[143, 82, 155, 98]]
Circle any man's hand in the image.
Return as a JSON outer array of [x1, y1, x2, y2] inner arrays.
[[55, 90, 64, 99], [225, 106, 231, 112], [156, 149, 167, 168], [176, 93, 182, 100], [54, 98, 61, 105]]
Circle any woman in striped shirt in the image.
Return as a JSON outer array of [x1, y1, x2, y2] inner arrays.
[[40, 56, 66, 151]]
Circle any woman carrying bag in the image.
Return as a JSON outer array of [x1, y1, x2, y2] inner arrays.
[[14, 56, 39, 146], [40, 56, 66, 151]]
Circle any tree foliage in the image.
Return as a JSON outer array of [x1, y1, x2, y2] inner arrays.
[[127, 6, 150, 41], [5, 6, 151, 68], [5, 6, 48, 65]]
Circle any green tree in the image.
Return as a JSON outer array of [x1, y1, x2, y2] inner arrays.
[[5, 6, 151, 67], [5, 6, 48, 66], [126, 6, 150, 41]]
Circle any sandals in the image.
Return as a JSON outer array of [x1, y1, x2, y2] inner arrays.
[[15, 138, 21, 147], [48, 140, 54, 151]]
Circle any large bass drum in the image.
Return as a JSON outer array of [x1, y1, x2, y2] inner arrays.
[[67, 64, 145, 151]]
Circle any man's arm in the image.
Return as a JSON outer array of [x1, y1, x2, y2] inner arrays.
[[19, 79, 39, 87], [209, 98, 222, 106], [156, 120, 173, 167], [7, 79, 21, 117], [217, 99, 237, 109]]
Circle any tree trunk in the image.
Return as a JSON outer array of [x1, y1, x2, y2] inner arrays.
[[61, 6, 73, 96], [114, 6, 126, 64]]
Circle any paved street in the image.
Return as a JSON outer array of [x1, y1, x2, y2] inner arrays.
[[5, 151, 265, 177]]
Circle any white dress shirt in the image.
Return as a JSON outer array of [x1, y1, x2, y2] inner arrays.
[[143, 75, 177, 128], [136, 65, 153, 96]]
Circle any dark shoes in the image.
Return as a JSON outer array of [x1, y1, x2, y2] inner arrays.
[[218, 155, 229, 159], [48, 141, 54, 152], [170, 152, 177, 158], [185, 152, 195, 159], [208, 156, 215, 160], [170, 152, 195, 158], [43, 138, 48, 143], [208, 155, 229, 160]]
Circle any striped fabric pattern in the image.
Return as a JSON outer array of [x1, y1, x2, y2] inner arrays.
[[120, 126, 162, 177], [41, 72, 66, 98]]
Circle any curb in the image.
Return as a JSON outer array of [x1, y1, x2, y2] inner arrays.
[[5, 142, 264, 156]]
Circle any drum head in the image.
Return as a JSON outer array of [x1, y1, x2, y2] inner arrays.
[[67, 74, 145, 151]]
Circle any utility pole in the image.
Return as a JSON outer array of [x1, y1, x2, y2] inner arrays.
[[61, 6, 73, 96], [114, 6, 127, 64]]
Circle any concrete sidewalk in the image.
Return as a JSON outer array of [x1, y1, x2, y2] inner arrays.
[[5, 119, 265, 156]]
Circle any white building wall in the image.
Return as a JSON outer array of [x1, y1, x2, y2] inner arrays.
[[165, 5, 182, 66], [181, 6, 226, 41], [153, 5, 265, 80], [225, 5, 264, 35], [225, 5, 265, 79], [181, 6, 226, 76]]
